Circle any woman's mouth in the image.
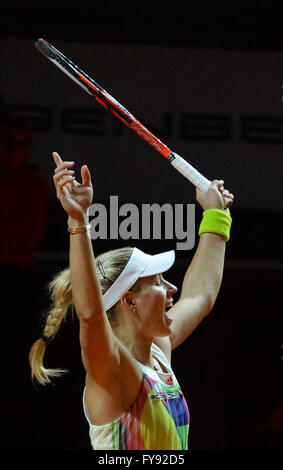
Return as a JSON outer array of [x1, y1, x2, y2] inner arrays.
[[165, 299, 173, 312], [163, 298, 173, 324], [164, 302, 173, 324]]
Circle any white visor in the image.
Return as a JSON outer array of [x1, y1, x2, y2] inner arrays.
[[103, 247, 175, 311]]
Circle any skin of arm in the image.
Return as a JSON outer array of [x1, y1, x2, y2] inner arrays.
[[68, 213, 105, 318], [52, 153, 120, 379], [168, 180, 233, 350], [53, 156, 104, 319]]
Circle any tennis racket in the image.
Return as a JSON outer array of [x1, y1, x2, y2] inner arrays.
[[35, 38, 232, 207]]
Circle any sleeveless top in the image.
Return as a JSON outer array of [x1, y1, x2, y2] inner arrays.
[[82, 343, 190, 450]]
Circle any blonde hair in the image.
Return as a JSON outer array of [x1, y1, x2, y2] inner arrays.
[[29, 247, 134, 386]]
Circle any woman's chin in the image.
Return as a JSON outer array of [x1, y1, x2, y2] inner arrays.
[[163, 311, 173, 333], [164, 311, 173, 325]]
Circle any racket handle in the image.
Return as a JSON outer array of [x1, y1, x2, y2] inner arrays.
[[168, 152, 233, 208]]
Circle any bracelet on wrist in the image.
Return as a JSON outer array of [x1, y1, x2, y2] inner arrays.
[[198, 209, 232, 242], [67, 223, 91, 235]]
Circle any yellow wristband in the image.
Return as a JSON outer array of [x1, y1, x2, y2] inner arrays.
[[198, 209, 232, 242]]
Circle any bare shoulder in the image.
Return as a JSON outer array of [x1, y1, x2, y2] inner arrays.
[[152, 336, 172, 363], [84, 339, 143, 426]]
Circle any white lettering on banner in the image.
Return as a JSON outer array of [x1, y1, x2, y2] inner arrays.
[[2, 39, 283, 209]]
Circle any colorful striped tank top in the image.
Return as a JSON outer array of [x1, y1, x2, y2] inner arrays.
[[83, 343, 190, 450]]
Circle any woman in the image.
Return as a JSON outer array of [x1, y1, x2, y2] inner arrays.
[[29, 151, 233, 450]]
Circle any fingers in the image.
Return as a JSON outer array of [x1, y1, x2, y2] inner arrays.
[[223, 190, 234, 200], [57, 174, 75, 194], [52, 152, 92, 188], [81, 165, 92, 187], [212, 179, 234, 200], [53, 167, 75, 182], [198, 180, 225, 194], [219, 183, 234, 201], [211, 179, 224, 189], [53, 165, 75, 189], [52, 153, 75, 197], [53, 152, 74, 174], [52, 151, 63, 167], [52, 151, 75, 193]]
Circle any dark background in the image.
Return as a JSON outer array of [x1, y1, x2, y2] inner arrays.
[[1, 2, 282, 451]]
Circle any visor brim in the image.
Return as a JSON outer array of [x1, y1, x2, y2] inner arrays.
[[141, 250, 175, 277]]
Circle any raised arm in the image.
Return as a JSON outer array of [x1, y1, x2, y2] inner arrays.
[[52, 152, 119, 377], [52, 152, 142, 424], [169, 180, 233, 350]]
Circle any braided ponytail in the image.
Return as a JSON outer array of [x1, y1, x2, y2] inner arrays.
[[29, 246, 134, 386], [29, 268, 73, 385]]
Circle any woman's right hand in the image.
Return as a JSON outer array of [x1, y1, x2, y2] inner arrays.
[[52, 152, 93, 222]]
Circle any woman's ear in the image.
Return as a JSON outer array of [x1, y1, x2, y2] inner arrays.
[[120, 291, 136, 312]]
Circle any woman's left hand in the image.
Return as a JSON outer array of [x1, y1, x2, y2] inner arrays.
[[196, 180, 234, 213]]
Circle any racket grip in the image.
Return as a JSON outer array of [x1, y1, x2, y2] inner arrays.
[[168, 152, 232, 208]]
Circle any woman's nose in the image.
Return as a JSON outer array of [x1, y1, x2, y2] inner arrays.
[[166, 281, 178, 296]]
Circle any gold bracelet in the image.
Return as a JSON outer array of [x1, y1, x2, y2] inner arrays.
[[67, 223, 91, 235]]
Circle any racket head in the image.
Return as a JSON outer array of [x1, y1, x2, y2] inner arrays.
[[35, 38, 98, 95], [35, 38, 134, 124]]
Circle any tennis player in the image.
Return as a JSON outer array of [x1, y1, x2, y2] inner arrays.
[[29, 151, 233, 450]]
